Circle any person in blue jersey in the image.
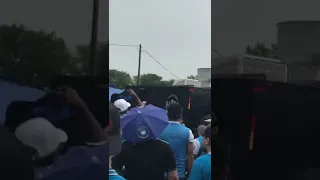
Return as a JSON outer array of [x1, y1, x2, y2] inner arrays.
[[160, 103, 195, 180], [188, 126, 212, 180], [193, 125, 206, 158]]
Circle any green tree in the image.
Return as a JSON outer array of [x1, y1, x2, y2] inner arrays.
[[74, 42, 106, 75], [187, 75, 197, 79], [133, 73, 163, 85], [97, 42, 109, 77], [109, 69, 132, 89], [0, 24, 71, 85], [160, 79, 174, 86], [246, 42, 277, 58]]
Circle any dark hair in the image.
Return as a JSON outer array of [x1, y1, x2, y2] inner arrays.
[[204, 126, 212, 142], [166, 94, 179, 109], [201, 114, 212, 125], [167, 103, 183, 121]]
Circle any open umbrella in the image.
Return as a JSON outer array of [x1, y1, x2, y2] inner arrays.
[[120, 104, 168, 143], [109, 87, 123, 100]]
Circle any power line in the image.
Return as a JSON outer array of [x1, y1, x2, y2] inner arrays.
[[109, 43, 138, 48], [141, 48, 180, 79], [109, 43, 180, 79], [212, 48, 222, 56]]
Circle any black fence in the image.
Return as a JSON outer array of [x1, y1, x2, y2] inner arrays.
[[128, 85, 211, 130], [212, 77, 320, 180]]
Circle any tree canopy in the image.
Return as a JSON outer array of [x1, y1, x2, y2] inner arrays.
[[246, 42, 277, 58], [0, 24, 71, 85], [0, 24, 175, 88], [109, 69, 133, 89], [187, 75, 197, 79]]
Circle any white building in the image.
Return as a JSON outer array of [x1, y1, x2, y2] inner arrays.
[[197, 68, 211, 87], [212, 55, 288, 82], [173, 79, 201, 87]]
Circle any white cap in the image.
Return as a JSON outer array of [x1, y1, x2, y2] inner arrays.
[[15, 117, 68, 158], [114, 99, 131, 112]]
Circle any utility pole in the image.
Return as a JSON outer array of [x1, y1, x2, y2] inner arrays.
[[89, 0, 99, 76], [137, 44, 142, 85]]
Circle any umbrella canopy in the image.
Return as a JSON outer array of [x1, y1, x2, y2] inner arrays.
[[109, 87, 123, 100], [0, 80, 45, 124], [120, 104, 168, 143]]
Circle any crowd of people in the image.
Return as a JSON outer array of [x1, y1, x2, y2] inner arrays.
[[1, 88, 110, 180], [0, 86, 218, 180], [110, 89, 217, 180]]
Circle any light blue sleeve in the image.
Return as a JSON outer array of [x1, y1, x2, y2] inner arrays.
[[109, 175, 126, 180], [188, 159, 202, 180]]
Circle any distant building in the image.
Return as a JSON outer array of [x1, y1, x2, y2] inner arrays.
[[197, 68, 211, 87], [173, 79, 201, 87], [276, 21, 320, 81], [212, 54, 287, 82]]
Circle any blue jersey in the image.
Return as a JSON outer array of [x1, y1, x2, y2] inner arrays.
[[188, 153, 211, 180], [109, 169, 126, 180], [160, 122, 191, 178], [196, 136, 203, 146]]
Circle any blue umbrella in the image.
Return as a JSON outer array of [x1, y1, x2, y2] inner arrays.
[[109, 87, 123, 100], [120, 104, 169, 143]]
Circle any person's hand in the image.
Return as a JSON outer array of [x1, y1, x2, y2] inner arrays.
[[109, 155, 114, 168], [57, 87, 85, 107], [127, 89, 137, 96]]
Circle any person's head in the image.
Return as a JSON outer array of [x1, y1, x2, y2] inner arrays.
[[108, 102, 122, 168], [0, 126, 34, 180], [167, 103, 183, 121], [14, 117, 68, 166], [201, 114, 212, 125], [197, 125, 206, 137], [114, 99, 131, 115], [166, 94, 179, 109], [202, 126, 212, 149]]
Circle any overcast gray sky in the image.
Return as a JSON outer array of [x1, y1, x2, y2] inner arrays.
[[109, 0, 211, 80], [2, 0, 318, 80], [212, 0, 320, 57]]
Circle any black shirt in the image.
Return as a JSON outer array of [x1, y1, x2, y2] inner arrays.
[[112, 139, 176, 180]]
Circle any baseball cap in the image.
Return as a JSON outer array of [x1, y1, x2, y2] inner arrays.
[[15, 117, 68, 158], [108, 103, 122, 156], [114, 99, 131, 112], [167, 103, 183, 120], [197, 125, 207, 136]]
